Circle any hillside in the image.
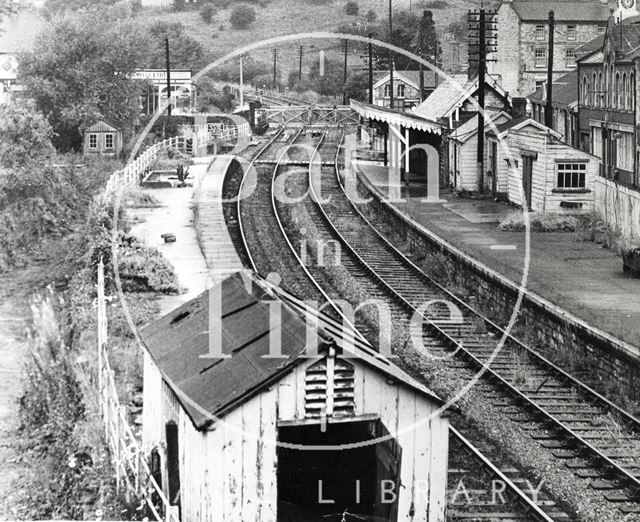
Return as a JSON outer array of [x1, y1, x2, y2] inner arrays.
[[142, 0, 485, 78]]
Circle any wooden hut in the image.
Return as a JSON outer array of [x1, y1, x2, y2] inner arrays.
[[83, 119, 122, 158], [487, 117, 599, 211], [140, 271, 450, 522]]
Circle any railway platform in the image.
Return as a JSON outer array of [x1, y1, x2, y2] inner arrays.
[[355, 160, 640, 349]]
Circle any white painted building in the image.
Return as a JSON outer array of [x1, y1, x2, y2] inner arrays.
[[140, 272, 450, 522]]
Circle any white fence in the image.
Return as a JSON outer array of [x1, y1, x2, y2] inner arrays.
[[594, 177, 640, 239], [96, 261, 180, 522], [105, 136, 192, 193]]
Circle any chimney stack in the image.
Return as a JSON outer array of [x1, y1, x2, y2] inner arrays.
[[512, 97, 527, 118]]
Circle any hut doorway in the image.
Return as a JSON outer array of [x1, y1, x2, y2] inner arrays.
[[165, 421, 181, 510], [277, 418, 401, 521]]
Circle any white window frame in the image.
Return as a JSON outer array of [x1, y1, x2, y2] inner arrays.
[[88, 133, 98, 149], [534, 47, 546, 68], [556, 162, 587, 189], [567, 25, 576, 41], [397, 83, 405, 97], [104, 133, 114, 150], [384, 84, 391, 97], [535, 25, 545, 40], [565, 48, 576, 68]]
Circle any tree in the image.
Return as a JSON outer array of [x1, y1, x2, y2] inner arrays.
[[366, 9, 376, 22], [146, 21, 206, 70], [200, 4, 216, 23], [0, 101, 55, 168], [18, 11, 148, 151], [345, 1, 359, 16], [229, 5, 256, 29]]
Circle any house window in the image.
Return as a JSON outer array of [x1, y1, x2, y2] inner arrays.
[[615, 72, 621, 108], [105, 133, 114, 150], [581, 76, 589, 106], [617, 132, 634, 171], [565, 48, 576, 68], [557, 162, 587, 188], [397, 83, 405, 97], [535, 47, 546, 68], [384, 84, 391, 97], [597, 71, 603, 107], [567, 25, 576, 40], [535, 25, 545, 40], [89, 133, 98, 149]]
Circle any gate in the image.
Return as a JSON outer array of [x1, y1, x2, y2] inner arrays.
[[263, 105, 359, 126]]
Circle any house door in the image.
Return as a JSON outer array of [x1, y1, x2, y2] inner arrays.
[[522, 156, 533, 210]]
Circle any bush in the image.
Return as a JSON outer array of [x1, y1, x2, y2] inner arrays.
[[498, 211, 580, 232], [416, 0, 448, 7], [173, 0, 186, 10], [229, 4, 256, 28], [345, 0, 359, 15], [365, 8, 376, 21], [200, 3, 216, 22]]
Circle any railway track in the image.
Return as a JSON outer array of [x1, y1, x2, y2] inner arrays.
[[224, 128, 568, 521], [291, 130, 640, 520]]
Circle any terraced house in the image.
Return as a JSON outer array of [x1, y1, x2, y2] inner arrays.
[[577, 17, 640, 187], [489, 0, 610, 97]]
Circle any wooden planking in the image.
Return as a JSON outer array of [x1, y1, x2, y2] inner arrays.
[[260, 385, 279, 520], [428, 418, 449, 521], [396, 388, 417, 521]]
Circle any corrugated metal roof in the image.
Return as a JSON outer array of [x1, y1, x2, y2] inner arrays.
[[413, 74, 510, 122], [511, 1, 610, 22], [85, 120, 120, 133], [351, 99, 443, 134], [140, 272, 444, 431]]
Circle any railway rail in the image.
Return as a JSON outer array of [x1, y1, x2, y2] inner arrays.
[[224, 127, 572, 521], [299, 130, 640, 519]]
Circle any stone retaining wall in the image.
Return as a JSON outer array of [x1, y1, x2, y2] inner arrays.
[[357, 171, 640, 405]]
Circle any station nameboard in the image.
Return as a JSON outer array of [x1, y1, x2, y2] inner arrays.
[[132, 69, 192, 81]]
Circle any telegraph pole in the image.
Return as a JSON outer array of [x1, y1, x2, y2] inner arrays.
[[272, 49, 277, 88], [343, 39, 349, 105], [419, 11, 426, 102], [299, 45, 303, 81], [368, 33, 374, 104], [477, 6, 486, 192], [545, 10, 555, 128], [388, 0, 394, 109], [165, 37, 172, 119]]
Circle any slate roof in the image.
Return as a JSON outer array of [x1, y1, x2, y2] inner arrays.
[[373, 70, 438, 90], [487, 116, 563, 139], [413, 74, 510, 122], [140, 271, 444, 430], [450, 111, 512, 143], [510, 1, 610, 22], [0, 8, 48, 53], [527, 70, 579, 106]]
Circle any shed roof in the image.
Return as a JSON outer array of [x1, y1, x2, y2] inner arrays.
[[85, 119, 120, 133], [413, 74, 510, 122], [450, 111, 512, 144], [510, 1, 610, 22], [527, 70, 579, 107], [140, 271, 444, 430], [373, 70, 438, 90], [487, 116, 563, 139]]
